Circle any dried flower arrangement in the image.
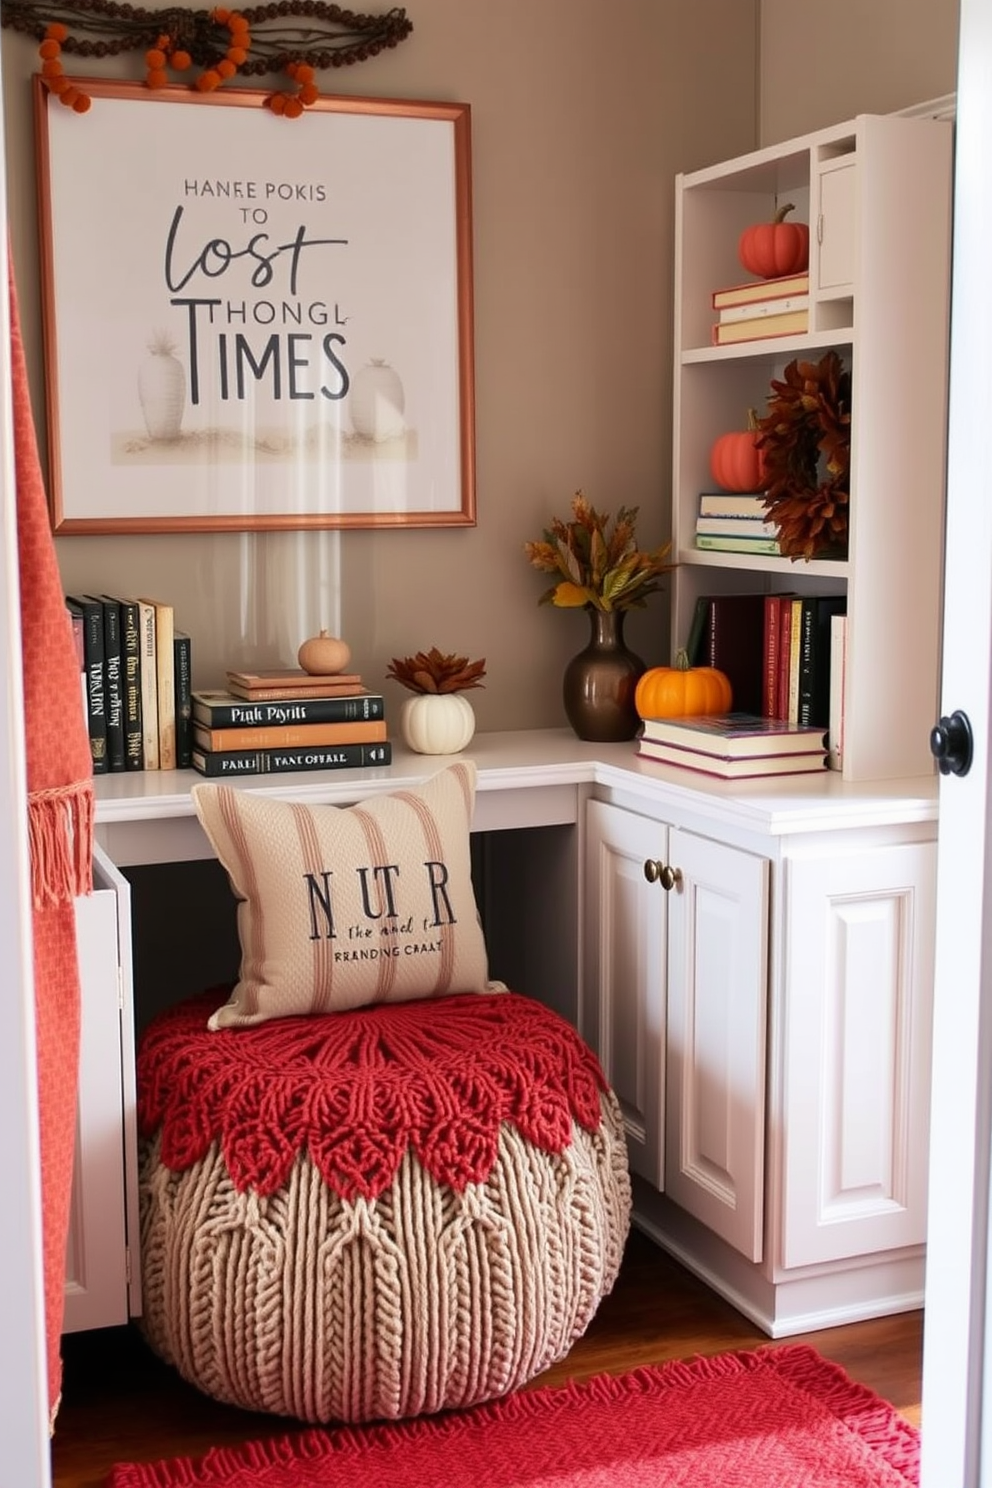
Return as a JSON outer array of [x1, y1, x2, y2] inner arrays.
[[386, 648, 487, 695], [524, 492, 673, 612], [755, 352, 851, 562], [8, 0, 413, 115]]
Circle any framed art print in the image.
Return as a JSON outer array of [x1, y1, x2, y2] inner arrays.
[[33, 78, 475, 532]]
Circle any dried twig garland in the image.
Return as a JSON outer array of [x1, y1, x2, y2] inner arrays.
[[755, 351, 851, 562], [3, 0, 412, 114]]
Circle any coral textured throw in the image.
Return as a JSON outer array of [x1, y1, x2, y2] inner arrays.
[[107, 1344, 919, 1487], [9, 245, 94, 1428]]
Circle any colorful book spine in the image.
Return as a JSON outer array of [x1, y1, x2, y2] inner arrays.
[[139, 599, 175, 770], [193, 718, 389, 753], [798, 596, 847, 728], [787, 598, 803, 723], [697, 493, 770, 519], [67, 595, 108, 774], [828, 613, 848, 771], [192, 691, 386, 728], [695, 533, 781, 555], [173, 630, 193, 769], [191, 741, 393, 777], [117, 599, 144, 770], [66, 600, 87, 731], [136, 599, 160, 770], [95, 597, 125, 772], [762, 595, 783, 718]]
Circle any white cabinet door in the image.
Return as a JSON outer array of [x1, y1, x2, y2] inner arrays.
[[583, 800, 666, 1188], [665, 827, 769, 1262], [64, 844, 138, 1331], [782, 839, 936, 1269]]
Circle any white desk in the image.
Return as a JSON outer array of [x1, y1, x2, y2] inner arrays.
[[79, 728, 939, 1341]]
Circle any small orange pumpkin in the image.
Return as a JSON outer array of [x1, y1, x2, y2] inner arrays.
[[635, 649, 733, 720], [709, 411, 768, 493], [738, 203, 809, 280]]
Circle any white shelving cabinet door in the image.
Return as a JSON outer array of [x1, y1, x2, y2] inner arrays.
[[781, 840, 936, 1270], [583, 800, 666, 1189], [63, 844, 136, 1331], [665, 828, 769, 1262]]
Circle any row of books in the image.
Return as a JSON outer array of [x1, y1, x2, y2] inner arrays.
[[710, 270, 810, 347], [681, 589, 848, 773], [190, 666, 393, 777], [66, 594, 191, 774], [694, 491, 780, 556]]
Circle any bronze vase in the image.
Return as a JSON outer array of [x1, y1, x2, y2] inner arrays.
[[562, 607, 645, 742]]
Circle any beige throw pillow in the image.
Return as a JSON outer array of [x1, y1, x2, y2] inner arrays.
[[191, 761, 495, 1029]]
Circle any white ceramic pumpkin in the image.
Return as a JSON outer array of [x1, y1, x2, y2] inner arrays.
[[400, 693, 476, 755]]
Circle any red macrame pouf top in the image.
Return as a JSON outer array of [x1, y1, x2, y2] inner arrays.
[[137, 990, 609, 1203]]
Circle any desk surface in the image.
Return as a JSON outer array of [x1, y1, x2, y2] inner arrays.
[[92, 729, 939, 867]]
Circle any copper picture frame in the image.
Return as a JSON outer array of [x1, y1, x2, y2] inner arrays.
[[33, 77, 475, 533]]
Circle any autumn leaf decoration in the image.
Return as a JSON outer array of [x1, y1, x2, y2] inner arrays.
[[754, 352, 852, 562], [387, 648, 487, 695], [524, 491, 673, 612]]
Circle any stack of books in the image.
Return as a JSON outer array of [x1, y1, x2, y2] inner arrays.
[[637, 712, 829, 780], [190, 667, 392, 777], [710, 271, 810, 347], [695, 492, 781, 556], [66, 593, 191, 774]]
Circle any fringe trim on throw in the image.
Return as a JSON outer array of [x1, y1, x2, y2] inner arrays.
[[28, 781, 94, 907]]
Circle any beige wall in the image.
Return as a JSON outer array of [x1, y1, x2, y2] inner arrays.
[[1, 0, 959, 732], [759, 0, 959, 145], [3, 0, 759, 730]]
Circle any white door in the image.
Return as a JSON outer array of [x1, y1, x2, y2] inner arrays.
[[920, 3, 992, 1482]]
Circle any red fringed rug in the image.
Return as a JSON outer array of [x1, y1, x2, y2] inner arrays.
[[105, 1344, 919, 1487]]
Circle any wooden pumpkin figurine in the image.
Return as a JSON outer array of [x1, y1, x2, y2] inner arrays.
[[709, 411, 768, 493], [738, 203, 809, 280], [297, 630, 352, 675], [634, 649, 733, 720]]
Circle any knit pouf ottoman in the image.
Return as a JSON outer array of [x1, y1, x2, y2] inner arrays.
[[136, 988, 632, 1424]]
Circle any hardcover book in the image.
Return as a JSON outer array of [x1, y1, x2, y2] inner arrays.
[[695, 533, 782, 555], [717, 293, 810, 324], [637, 739, 828, 779], [689, 593, 766, 716], [711, 271, 810, 310], [711, 308, 809, 346], [92, 596, 125, 772], [193, 689, 385, 729], [136, 599, 160, 769], [66, 594, 108, 774], [698, 493, 771, 519], [140, 598, 175, 769], [226, 668, 364, 695], [174, 630, 193, 769], [638, 712, 828, 759], [798, 595, 847, 729], [191, 741, 393, 777], [111, 597, 144, 770], [192, 718, 389, 753]]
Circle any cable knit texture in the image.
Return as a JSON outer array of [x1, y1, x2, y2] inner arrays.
[[137, 989, 632, 1423]]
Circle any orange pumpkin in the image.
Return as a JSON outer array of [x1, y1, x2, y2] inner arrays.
[[635, 649, 733, 720], [738, 203, 809, 280], [709, 414, 767, 492]]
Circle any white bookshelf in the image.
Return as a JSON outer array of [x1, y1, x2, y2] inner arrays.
[[672, 114, 953, 781]]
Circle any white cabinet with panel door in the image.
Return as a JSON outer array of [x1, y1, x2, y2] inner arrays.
[[583, 798, 768, 1260]]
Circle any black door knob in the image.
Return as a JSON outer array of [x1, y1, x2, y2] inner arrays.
[[930, 710, 974, 776]]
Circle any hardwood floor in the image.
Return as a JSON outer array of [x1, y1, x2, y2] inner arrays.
[[50, 1228, 923, 1487]]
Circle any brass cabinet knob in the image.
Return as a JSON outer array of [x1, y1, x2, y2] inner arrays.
[[643, 860, 682, 891]]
